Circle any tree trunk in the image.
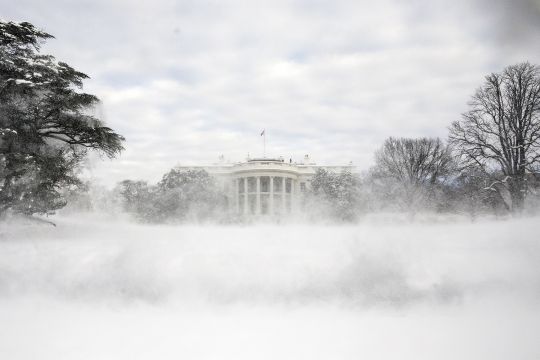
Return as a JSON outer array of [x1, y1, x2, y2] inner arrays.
[[508, 177, 526, 213]]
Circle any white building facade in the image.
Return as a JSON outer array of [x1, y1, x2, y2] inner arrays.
[[176, 155, 355, 216]]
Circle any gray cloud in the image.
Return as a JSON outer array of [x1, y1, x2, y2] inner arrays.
[[480, 0, 540, 44]]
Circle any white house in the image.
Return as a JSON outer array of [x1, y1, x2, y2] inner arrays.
[[175, 155, 355, 216]]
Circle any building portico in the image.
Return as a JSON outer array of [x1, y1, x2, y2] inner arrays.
[[175, 155, 355, 217], [235, 174, 297, 215]]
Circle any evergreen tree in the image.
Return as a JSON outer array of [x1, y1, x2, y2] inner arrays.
[[154, 169, 224, 222], [0, 21, 124, 216], [116, 169, 226, 223], [308, 168, 361, 221]]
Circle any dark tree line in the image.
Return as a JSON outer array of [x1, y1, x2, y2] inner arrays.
[[369, 137, 454, 213], [92, 61, 540, 220], [115, 168, 226, 223], [365, 136, 514, 217], [307, 168, 361, 221], [2, 19, 539, 220], [367, 62, 540, 216]]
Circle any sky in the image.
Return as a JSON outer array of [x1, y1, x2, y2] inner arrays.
[[2, 0, 540, 186]]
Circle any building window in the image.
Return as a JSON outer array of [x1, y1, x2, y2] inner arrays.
[[261, 176, 269, 193], [247, 177, 256, 193], [238, 179, 244, 194], [274, 177, 283, 192]]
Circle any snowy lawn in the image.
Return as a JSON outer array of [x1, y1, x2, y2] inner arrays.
[[0, 216, 539, 359]]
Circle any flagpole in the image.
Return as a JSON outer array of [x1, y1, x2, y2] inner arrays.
[[260, 129, 266, 158]]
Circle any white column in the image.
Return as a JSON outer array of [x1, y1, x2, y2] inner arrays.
[[281, 177, 286, 213], [243, 177, 248, 214], [290, 179, 296, 213], [269, 176, 274, 215], [235, 179, 239, 214], [256, 176, 261, 215]]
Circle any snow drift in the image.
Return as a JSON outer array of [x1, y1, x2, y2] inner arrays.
[[0, 216, 539, 359]]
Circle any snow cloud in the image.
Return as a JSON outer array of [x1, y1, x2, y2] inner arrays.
[[2, 0, 540, 185]]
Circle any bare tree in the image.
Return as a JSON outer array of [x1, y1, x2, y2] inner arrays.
[[372, 137, 454, 211], [374, 137, 454, 185], [449, 62, 540, 212]]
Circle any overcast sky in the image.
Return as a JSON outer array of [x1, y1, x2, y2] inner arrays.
[[3, 0, 540, 186]]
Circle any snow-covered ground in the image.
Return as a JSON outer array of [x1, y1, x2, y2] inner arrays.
[[0, 216, 539, 359]]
